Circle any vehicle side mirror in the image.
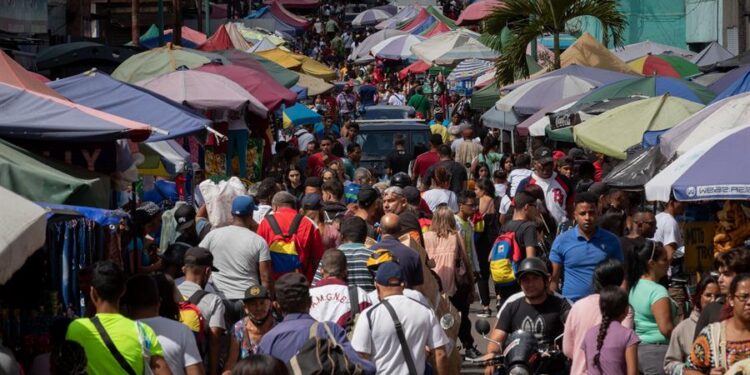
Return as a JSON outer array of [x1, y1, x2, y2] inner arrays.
[[475, 318, 491, 336]]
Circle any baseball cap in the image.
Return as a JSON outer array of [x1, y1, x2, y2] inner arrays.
[[375, 261, 404, 286], [552, 150, 566, 161], [275, 273, 310, 305], [174, 204, 196, 231], [301, 193, 322, 210], [243, 285, 270, 301], [357, 185, 380, 207], [231, 195, 256, 217], [533, 147, 554, 165], [183, 247, 219, 271]]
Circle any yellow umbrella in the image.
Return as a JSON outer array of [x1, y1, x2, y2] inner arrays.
[[112, 44, 210, 83]]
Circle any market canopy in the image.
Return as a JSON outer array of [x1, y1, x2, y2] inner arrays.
[[196, 63, 297, 110], [457, 0, 503, 25], [0, 138, 111, 208], [447, 59, 494, 82], [659, 92, 750, 158], [481, 106, 523, 130], [0, 50, 67, 100], [371, 34, 425, 60], [136, 70, 268, 114], [711, 69, 750, 103], [708, 66, 750, 94], [349, 29, 407, 63], [560, 33, 639, 75], [0, 82, 152, 142], [717, 50, 750, 69], [516, 94, 584, 137], [496, 74, 598, 115], [138, 140, 192, 177], [198, 24, 236, 51], [573, 94, 704, 159], [296, 73, 334, 96], [628, 54, 700, 78], [48, 71, 209, 141], [376, 5, 420, 30], [646, 125, 750, 202], [217, 49, 299, 88], [611, 40, 695, 62], [353, 9, 392, 26], [691, 41, 735, 71], [576, 76, 716, 106], [247, 37, 278, 53], [0, 186, 47, 284], [410, 29, 493, 65], [255, 48, 302, 69], [502, 64, 636, 93], [283, 102, 321, 128], [111, 44, 211, 83], [137, 25, 207, 49]]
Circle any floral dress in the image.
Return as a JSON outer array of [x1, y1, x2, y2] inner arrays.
[[232, 318, 275, 360], [687, 321, 750, 372]]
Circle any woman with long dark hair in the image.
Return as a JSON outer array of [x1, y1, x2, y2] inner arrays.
[[627, 240, 676, 375], [665, 275, 719, 375], [581, 285, 639, 375], [473, 178, 501, 316], [284, 166, 304, 201]]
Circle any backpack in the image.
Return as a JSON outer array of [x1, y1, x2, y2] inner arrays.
[[266, 213, 305, 278], [288, 322, 364, 375], [489, 230, 523, 285], [179, 290, 208, 353]]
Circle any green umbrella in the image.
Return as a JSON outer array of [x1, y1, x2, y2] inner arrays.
[[251, 53, 301, 88], [573, 94, 704, 159], [470, 56, 542, 111], [111, 44, 211, 83], [577, 76, 716, 106]]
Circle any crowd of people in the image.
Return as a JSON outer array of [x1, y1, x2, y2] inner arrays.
[[3, 1, 750, 375]]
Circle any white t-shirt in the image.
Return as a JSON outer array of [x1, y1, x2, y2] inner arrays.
[[309, 280, 372, 327], [652, 212, 683, 248], [351, 295, 450, 374], [498, 195, 512, 215], [139, 317, 202, 375], [508, 168, 533, 196], [253, 204, 273, 224], [367, 289, 430, 307], [387, 93, 405, 106], [423, 188, 458, 213], [199, 225, 271, 300], [522, 172, 570, 227]]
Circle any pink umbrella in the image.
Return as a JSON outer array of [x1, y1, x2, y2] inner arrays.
[[456, 0, 503, 26], [196, 64, 297, 111], [136, 70, 268, 115]]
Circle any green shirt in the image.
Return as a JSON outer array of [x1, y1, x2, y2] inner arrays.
[[455, 215, 477, 272], [629, 279, 677, 344], [66, 313, 164, 374], [407, 93, 430, 116]]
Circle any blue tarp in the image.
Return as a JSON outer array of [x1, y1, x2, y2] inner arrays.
[[291, 85, 308, 100], [711, 70, 750, 103], [48, 72, 209, 141], [37, 202, 127, 226]]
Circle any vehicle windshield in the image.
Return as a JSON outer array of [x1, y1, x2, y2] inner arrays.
[[357, 132, 400, 159], [360, 107, 415, 120]]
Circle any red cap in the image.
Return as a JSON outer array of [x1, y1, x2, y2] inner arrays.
[[552, 151, 566, 161]]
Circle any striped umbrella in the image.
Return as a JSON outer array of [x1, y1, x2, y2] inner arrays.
[[353, 9, 392, 26], [371, 34, 425, 60], [628, 54, 701, 78], [447, 59, 494, 82], [646, 124, 750, 202]]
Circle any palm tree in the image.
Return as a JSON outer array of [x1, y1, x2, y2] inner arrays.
[[484, 0, 627, 84]]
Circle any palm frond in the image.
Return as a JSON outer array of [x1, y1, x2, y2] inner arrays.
[[566, 0, 627, 48], [495, 16, 548, 85]]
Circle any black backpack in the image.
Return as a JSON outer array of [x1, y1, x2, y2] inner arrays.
[[288, 321, 364, 375]]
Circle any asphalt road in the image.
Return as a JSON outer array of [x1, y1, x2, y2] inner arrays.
[[461, 295, 499, 374]]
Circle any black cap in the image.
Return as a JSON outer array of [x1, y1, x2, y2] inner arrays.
[[184, 247, 219, 272], [305, 176, 322, 188], [275, 273, 309, 305], [357, 185, 380, 207], [533, 147, 554, 165], [243, 285, 270, 301], [403, 186, 421, 206], [174, 205, 196, 231]]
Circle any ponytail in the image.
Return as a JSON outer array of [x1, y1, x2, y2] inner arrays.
[[594, 285, 630, 372]]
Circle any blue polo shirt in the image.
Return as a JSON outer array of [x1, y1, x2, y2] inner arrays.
[[549, 226, 623, 302], [257, 313, 375, 373]]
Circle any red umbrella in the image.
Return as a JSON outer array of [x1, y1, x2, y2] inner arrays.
[[196, 64, 296, 111], [198, 25, 234, 52], [398, 60, 431, 79], [457, 0, 504, 25]]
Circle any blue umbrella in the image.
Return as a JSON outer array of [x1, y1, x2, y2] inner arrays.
[[283, 103, 321, 127], [708, 65, 750, 94], [48, 71, 209, 141], [711, 69, 750, 103]]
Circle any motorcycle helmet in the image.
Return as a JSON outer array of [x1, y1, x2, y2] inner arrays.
[[515, 257, 549, 279], [390, 172, 412, 188]]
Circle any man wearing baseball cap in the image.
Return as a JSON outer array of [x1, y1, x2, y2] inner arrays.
[[199, 195, 272, 323], [257, 273, 375, 373], [223, 284, 275, 373], [173, 204, 207, 247], [351, 262, 450, 374], [516, 146, 575, 227]]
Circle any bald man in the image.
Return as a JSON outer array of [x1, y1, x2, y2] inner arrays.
[[371, 214, 424, 288], [382, 187, 424, 246]]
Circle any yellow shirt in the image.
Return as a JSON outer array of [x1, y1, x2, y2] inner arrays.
[[430, 124, 449, 144], [66, 313, 164, 375]]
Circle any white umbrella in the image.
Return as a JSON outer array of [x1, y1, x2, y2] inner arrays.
[[353, 8, 392, 26], [495, 75, 598, 115], [349, 29, 407, 63], [0, 186, 47, 284], [370, 34, 426, 60], [410, 29, 485, 65]]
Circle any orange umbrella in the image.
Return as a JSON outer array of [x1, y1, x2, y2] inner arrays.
[[0, 50, 66, 100]]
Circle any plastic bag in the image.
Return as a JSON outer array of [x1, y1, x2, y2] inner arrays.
[[199, 177, 246, 228]]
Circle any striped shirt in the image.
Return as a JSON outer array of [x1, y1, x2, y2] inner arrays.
[[313, 243, 375, 292]]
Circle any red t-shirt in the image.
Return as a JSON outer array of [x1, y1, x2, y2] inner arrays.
[[306, 152, 340, 178], [257, 207, 325, 282], [413, 150, 440, 179]]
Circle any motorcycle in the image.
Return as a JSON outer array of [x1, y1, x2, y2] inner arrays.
[[466, 319, 567, 375]]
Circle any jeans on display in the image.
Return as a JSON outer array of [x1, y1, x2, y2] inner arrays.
[[226, 129, 249, 178]]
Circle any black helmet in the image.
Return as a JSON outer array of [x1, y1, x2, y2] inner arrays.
[[390, 173, 412, 188], [516, 257, 549, 279]]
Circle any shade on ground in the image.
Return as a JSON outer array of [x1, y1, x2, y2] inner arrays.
[[573, 94, 704, 159]]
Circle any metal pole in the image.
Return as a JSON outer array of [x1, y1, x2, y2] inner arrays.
[[158, 0, 164, 46], [205, 0, 210, 35]]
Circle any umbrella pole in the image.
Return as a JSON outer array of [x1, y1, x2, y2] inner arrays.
[[511, 129, 515, 154]]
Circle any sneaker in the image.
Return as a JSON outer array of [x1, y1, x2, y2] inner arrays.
[[477, 307, 491, 318], [464, 346, 483, 360]]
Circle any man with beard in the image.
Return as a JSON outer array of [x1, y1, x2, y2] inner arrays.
[[517, 147, 575, 228], [549, 192, 623, 303], [382, 186, 423, 246]]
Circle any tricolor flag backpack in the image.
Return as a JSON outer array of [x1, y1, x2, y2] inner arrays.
[[265, 213, 304, 278], [489, 230, 523, 285]]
